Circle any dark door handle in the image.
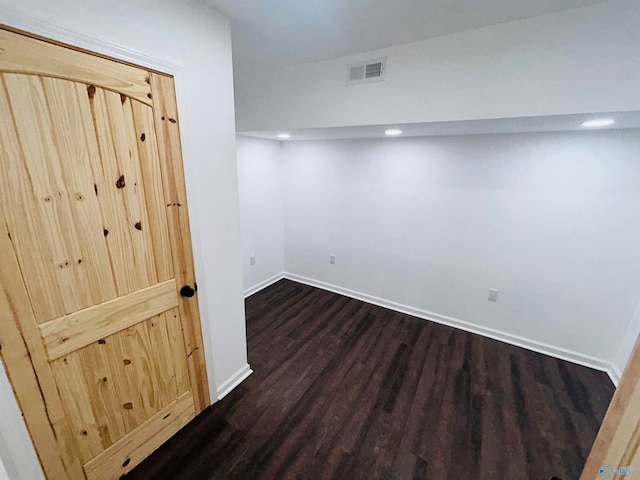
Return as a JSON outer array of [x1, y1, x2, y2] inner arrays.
[[180, 285, 195, 298]]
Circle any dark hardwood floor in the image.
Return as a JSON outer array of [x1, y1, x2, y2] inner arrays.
[[127, 279, 615, 480]]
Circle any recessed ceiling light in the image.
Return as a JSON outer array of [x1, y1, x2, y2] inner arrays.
[[277, 133, 291, 139], [581, 119, 615, 128], [385, 129, 402, 136]]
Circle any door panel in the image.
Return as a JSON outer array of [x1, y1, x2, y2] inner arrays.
[[0, 74, 98, 322], [0, 27, 209, 479], [50, 310, 189, 462], [83, 391, 195, 480], [89, 85, 160, 295]]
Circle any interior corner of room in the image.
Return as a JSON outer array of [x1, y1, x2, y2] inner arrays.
[[0, 0, 639, 478], [237, 127, 640, 386]]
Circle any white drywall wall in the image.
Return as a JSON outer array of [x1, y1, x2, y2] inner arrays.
[[235, 0, 640, 132], [0, 0, 247, 477], [236, 136, 284, 293], [281, 130, 640, 366]]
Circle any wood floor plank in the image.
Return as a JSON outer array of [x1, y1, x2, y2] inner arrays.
[[125, 279, 615, 480]]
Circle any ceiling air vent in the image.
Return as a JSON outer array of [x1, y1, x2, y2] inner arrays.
[[346, 57, 387, 86]]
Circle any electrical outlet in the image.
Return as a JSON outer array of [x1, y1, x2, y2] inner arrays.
[[250, 254, 256, 266], [488, 289, 499, 302], [330, 254, 336, 264]]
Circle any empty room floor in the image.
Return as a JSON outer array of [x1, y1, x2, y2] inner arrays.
[[127, 279, 614, 480]]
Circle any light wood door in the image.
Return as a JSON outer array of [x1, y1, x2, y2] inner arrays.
[[0, 27, 209, 480], [581, 334, 640, 478]]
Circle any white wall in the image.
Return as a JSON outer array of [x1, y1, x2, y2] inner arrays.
[[236, 136, 284, 293], [281, 130, 640, 366], [0, 1, 247, 477], [235, 0, 640, 132]]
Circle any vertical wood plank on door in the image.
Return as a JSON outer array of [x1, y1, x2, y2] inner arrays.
[[131, 102, 174, 282], [0, 74, 77, 322], [76, 335, 130, 452], [107, 321, 177, 426], [67, 328, 154, 457], [162, 307, 191, 396], [88, 87, 149, 296], [51, 352, 103, 463], [125, 320, 163, 415], [123, 314, 188, 422], [0, 202, 85, 479], [4, 74, 98, 319], [147, 312, 179, 408], [41, 77, 117, 306], [581, 335, 640, 479], [149, 73, 210, 412], [103, 329, 151, 432], [109, 93, 158, 286]]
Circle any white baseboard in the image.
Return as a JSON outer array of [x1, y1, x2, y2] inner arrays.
[[244, 272, 285, 298], [283, 272, 620, 386], [606, 365, 622, 387], [216, 364, 253, 401]]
